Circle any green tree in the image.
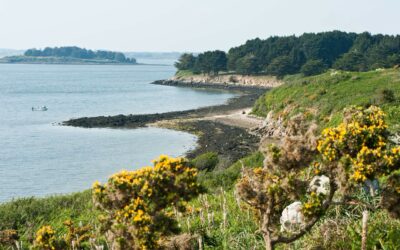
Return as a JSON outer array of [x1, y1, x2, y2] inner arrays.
[[300, 59, 327, 76], [266, 55, 294, 77], [196, 50, 227, 75], [333, 52, 367, 71], [235, 54, 259, 75], [174, 53, 196, 70]]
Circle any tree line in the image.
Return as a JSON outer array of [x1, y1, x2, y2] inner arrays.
[[24, 46, 136, 63], [175, 31, 400, 77]]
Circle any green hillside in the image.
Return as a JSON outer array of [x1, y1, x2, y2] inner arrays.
[[253, 68, 400, 131]]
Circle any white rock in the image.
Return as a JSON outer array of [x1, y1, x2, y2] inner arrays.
[[280, 201, 305, 232], [389, 132, 400, 145], [309, 175, 330, 196]]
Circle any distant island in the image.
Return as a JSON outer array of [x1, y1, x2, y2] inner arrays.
[[0, 46, 137, 65]]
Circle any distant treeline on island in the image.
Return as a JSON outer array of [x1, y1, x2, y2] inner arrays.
[[0, 46, 136, 65], [175, 31, 400, 77]]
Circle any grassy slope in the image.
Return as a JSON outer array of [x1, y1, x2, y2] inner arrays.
[[0, 191, 95, 245], [253, 69, 400, 131]]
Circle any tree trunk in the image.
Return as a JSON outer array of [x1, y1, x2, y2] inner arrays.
[[263, 231, 273, 250], [261, 210, 274, 250]]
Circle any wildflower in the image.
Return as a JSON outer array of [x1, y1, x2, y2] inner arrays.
[[34, 225, 56, 250]]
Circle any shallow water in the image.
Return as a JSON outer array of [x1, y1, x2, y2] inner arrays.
[[0, 64, 236, 202]]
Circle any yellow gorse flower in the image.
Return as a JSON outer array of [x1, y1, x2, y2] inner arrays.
[[34, 225, 56, 250], [318, 106, 400, 184]]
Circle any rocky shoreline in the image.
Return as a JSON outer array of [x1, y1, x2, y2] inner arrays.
[[63, 80, 268, 160], [64, 81, 266, 129], [151, 79, 272, 91], [169, 73, 283, 88]]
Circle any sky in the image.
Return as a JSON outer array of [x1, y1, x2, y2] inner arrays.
[[0, 0, 399, 52]]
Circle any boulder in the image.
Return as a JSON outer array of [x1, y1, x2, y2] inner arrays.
[[309, 175, 330, 196], [280, 201, 305, 232]]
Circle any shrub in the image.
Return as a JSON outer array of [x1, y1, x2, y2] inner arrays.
[[63, 220, 92, 249], [92, 155, 204, 249], [378, 88, 396, 103], [198, 152, 264, 190], [31, 221, 93, 250], [33, 225, 58, 250], [191, 152, 219, 171], [237, 114, 318, 250]]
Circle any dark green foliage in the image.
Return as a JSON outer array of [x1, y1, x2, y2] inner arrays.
[[24, 46, 135, 63], [191, 152, 219, 171], [300, 59, 327, 76], [333, 52, 367, 71], [265, 55, 294, 77], [194, 50, 227, 75], [235, 54, 260, 75], [174, 53, 196, 70], [178, 31, 400, 77], [225, 31, 357, 77], [174, 51, 228, 75], [376, 88, 397, 104]]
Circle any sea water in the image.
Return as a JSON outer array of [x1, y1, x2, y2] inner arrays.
[[0, 63, 236, 202]]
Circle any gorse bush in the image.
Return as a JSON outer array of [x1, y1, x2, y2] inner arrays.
[[62, 220, 92, 249], [31, 221, 92, 250], [237, 114, 319, 250], [92, 155, 204, 249], [33, 225, 57, 250], [317, 106, 399, 183], [237, 106, 400, 250], [316, 106, 400, 220]]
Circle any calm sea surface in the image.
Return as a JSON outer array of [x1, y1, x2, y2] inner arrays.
[[0, 64, 236, 202]]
